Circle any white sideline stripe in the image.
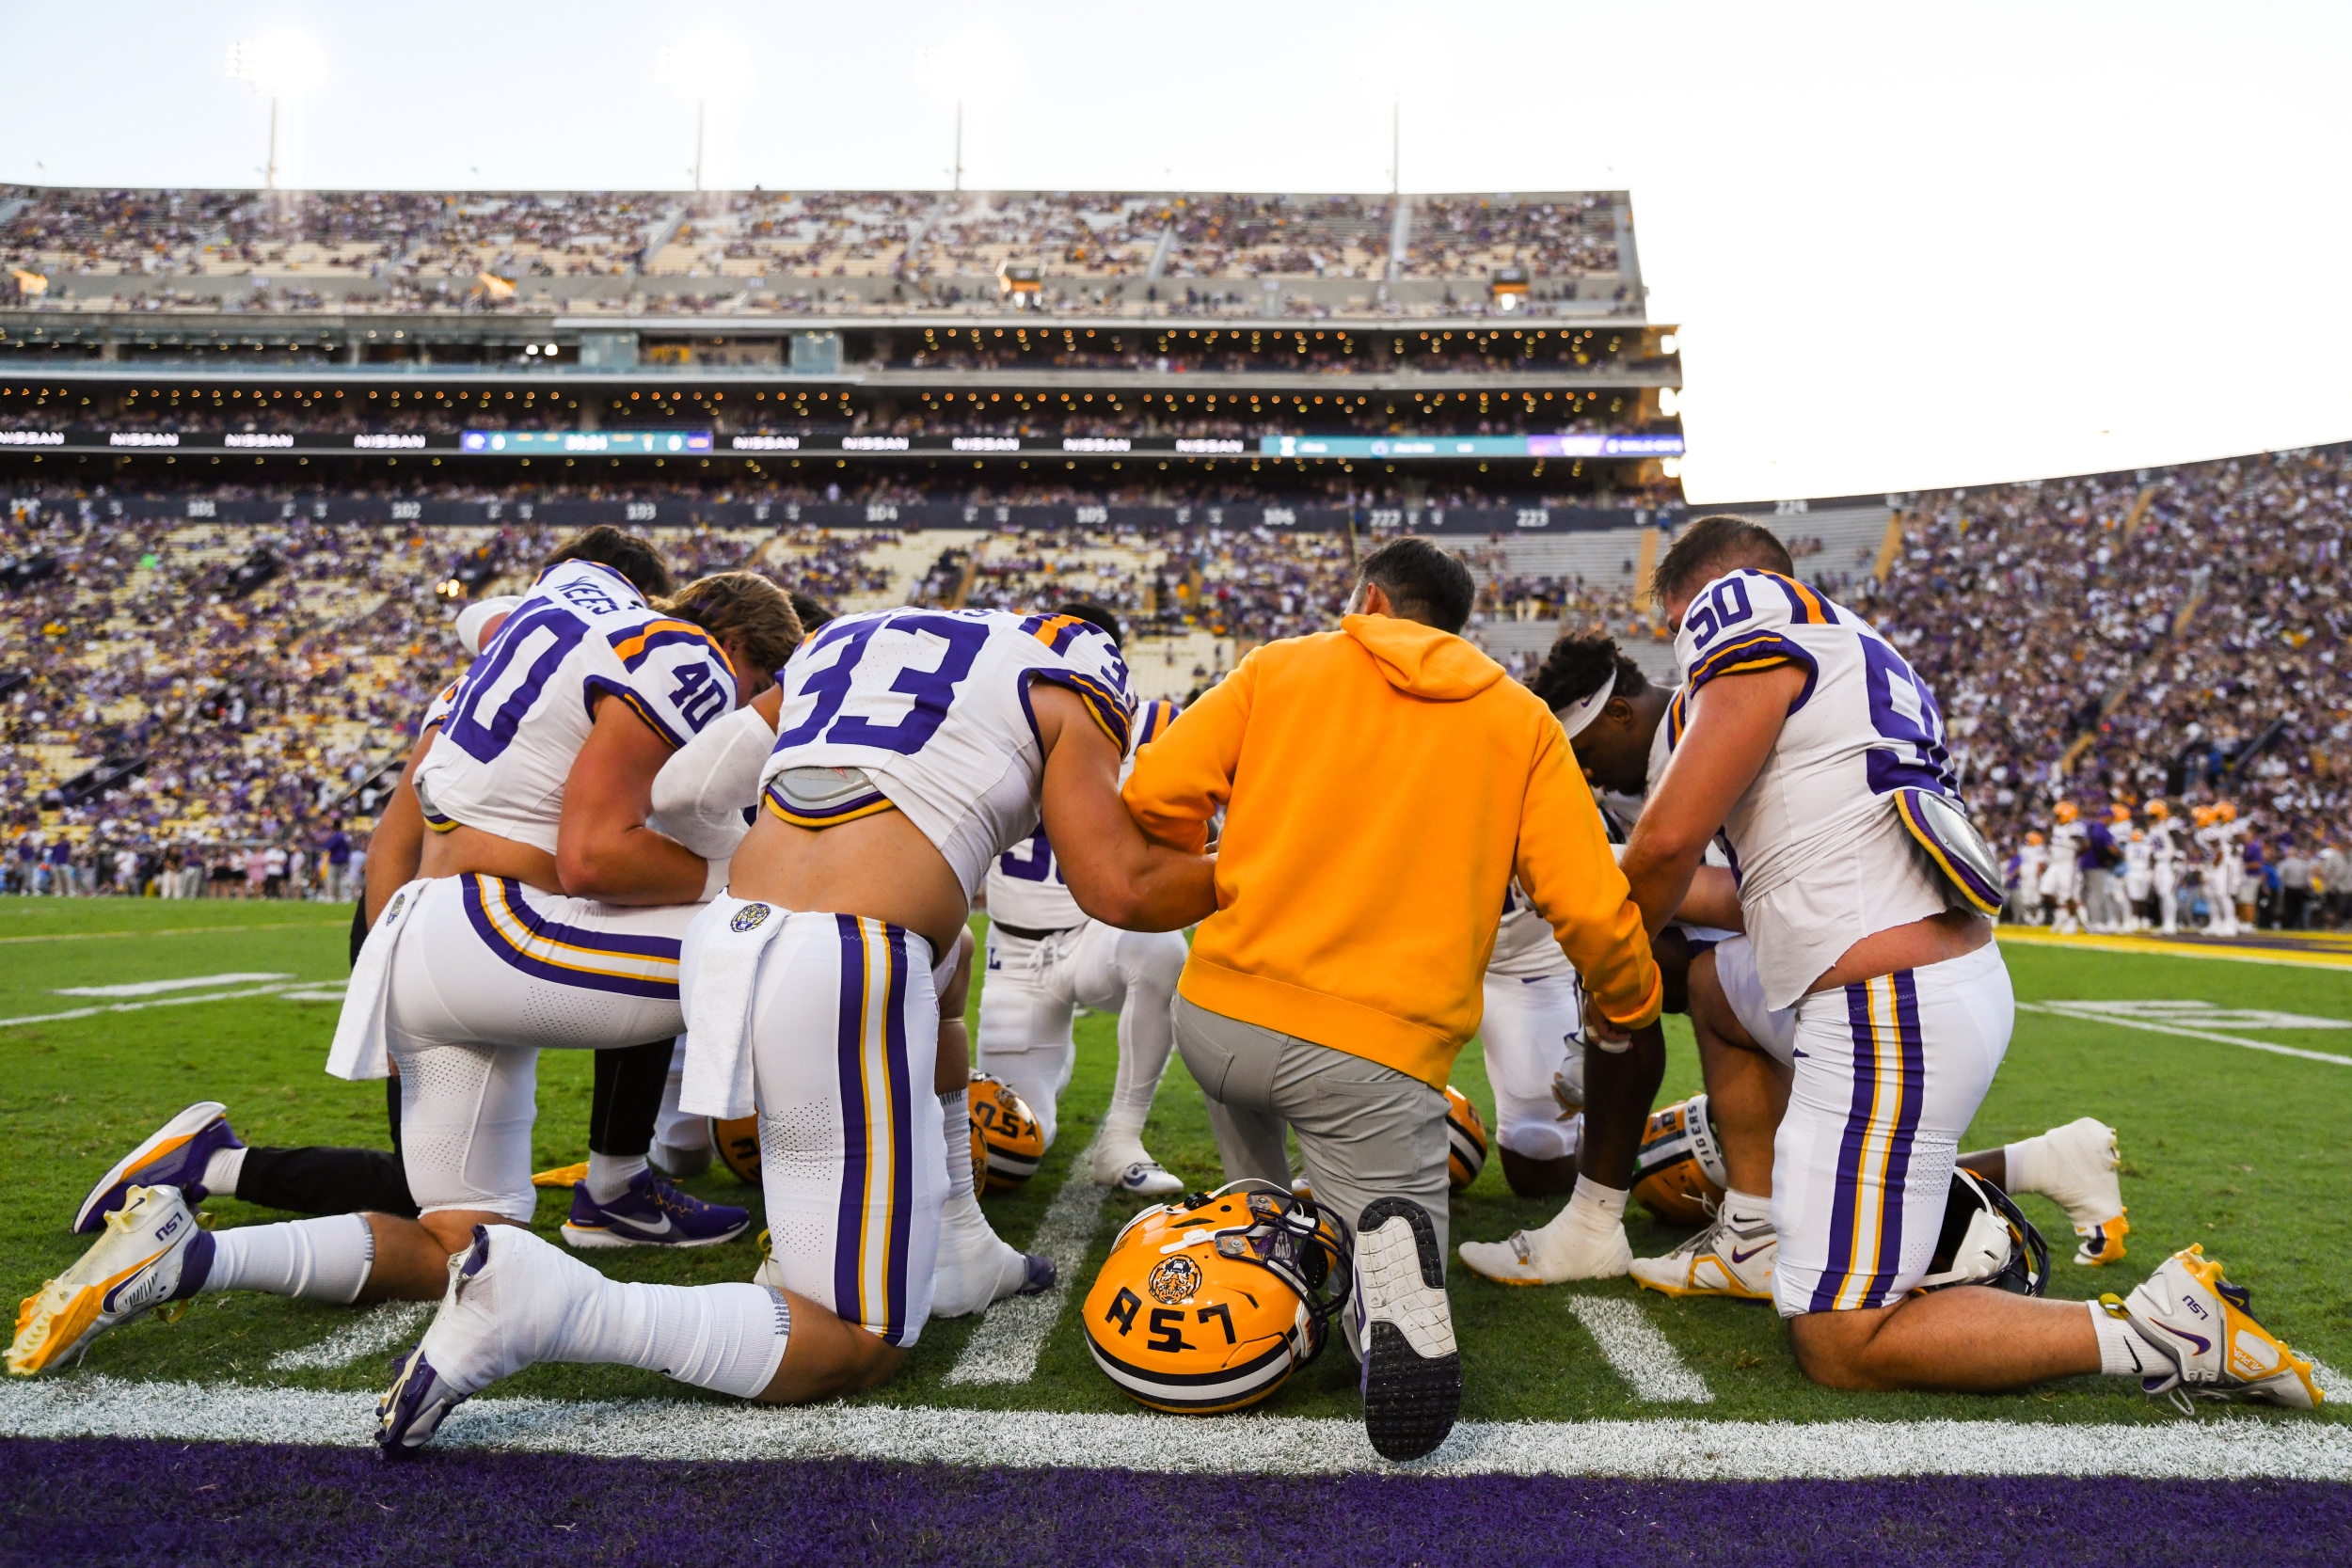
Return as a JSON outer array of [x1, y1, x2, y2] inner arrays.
[[55, 972, 291, 998], [5, 1375, 2348, 1479], [2020, 1003, 2352, 1067], [0, 920, 345, 946], [1996, 930, 2352, 973], [266, 1302, 434, 1372], [945, 1128, 1112, 1386], [1565, 1296, 1713, 1404], [0, 982, 325, 1030]]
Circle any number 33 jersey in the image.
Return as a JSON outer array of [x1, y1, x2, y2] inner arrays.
[[1670, 568, 1955, 1008], [759, 609, 1136, 899], [414, 559, 740, 855]]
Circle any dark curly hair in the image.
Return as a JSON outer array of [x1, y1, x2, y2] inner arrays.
[[542, 525, 675, 600], [1529, 632, 1647, 713]]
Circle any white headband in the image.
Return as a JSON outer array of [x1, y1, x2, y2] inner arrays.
[[454, 595, 524, 656], [1556, 668, 1617, 740]]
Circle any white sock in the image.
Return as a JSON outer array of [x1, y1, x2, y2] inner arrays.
[[558, 1275, 789, 1399], [941, 1091, 975, 1204], [2089, 1299, 2152, 1378], [200, 1214, 374, 1303], [201, 1145, 247, 1197], [587, 1152, 649, 1205], [1720, 1187, 1772, 1227], [2003, 1136, 2049, 1198], [1562, 1174, 1628, 1227]]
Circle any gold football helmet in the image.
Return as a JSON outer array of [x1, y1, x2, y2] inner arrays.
[[1084, 1180, 1351, 1415], [1631, 1094, 1728, 1226], [1444, 1085, 1487, 1193], [710, 1116, 762, 1185], [968, 1072, 1045, 1194]]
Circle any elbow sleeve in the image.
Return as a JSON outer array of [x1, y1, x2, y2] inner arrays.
[[649, 704, 774, 861]]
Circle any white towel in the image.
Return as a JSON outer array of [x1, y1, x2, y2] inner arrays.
[[679, 894, 790, 1120], [325, 877, 429, 1082]]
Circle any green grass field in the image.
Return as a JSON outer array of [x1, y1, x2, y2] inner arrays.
[[3, 896, 2346, 1430]]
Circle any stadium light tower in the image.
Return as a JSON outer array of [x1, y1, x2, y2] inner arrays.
[[914, 35, 1012, 195], [224, 34, 326, 191], [656, 34, 753, 194]]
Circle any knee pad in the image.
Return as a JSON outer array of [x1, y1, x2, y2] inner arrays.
[[1495, 1098, 1581, 1163], [394, 1040, 538, 1222]]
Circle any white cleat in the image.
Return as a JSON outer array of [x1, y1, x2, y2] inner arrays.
[[1629, 1211, 1777, 1300], [2110, 1244, 2322, 1412], [929, 1195, 1053, 1318], [1458, 1207, 1630, 1287], [10, 1185, 210, 1376], [1353, 1197, 1459, 1463], [376, 1225, 593, 1452], [2035, 1117, 2130, 1266], [1093, 1150, 1184, 1197]]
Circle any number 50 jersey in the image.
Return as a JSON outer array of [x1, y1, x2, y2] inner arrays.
[[1670, 568, 1956, 1009], [414, 559, 741, 855], [759, 609, 1136, 900]]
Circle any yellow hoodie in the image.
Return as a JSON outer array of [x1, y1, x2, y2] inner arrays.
[[1122, 613, 1661, 1089]]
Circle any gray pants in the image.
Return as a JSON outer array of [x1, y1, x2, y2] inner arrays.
[[1172, 995, 1451, 1263]]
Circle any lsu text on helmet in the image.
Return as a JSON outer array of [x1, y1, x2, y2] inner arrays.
[[1632, 1094, 1728, 1226], [969, 1072, 1045, 1194]]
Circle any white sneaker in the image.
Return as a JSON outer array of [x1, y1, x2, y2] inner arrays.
[[1353, 1197, 1459, 1462], [1093, 1149, 1184, 1197], [9, 1185, 209, 1375], [2031, 1117, 2130, 1265], [1629, 1210, 1777, 1300], [930, 1194, 1053, 1318], [375, 1225, 592, 1451], [2111, 1244, 2322, 1411], [1458, 1204, 1631, 1286]]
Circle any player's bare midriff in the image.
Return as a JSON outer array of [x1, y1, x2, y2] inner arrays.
[[1806, 907, 1991, 995], [418, 820, 564, 895], [730, 805, 970, 958]]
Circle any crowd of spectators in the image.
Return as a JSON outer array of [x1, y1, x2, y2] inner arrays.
[[1866, 449, 2351, 879], [888, 323, 1654, 375]]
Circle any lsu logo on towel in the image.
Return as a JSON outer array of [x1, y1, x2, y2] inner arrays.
[[729, 903, 771, 933]]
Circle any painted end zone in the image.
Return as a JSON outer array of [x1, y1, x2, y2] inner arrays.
[[6, 1435, 2348, 1567]]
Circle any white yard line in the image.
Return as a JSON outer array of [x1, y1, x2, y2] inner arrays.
[[56, 973, 291, 998], [0, 982, 326, 1030], [266, 1302, 434, 1373], [945, 1128, 1113, 1386], [1565, 1296, 1714, 1403], [3, 1374, 2346, 1478], [2020, 1003, 2352, 1067]]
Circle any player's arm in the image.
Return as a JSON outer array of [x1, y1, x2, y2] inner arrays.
[[557, 697, 713, 905], [1619, 663, 1808, 935], [1035, 685, 1217, 932], [1677, 865, 1745, 932], [1514, 720, 1661, 1029], [648, 684, 785, 859], [363, 729, 435, 926]]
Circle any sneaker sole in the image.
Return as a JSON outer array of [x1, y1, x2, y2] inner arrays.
[[559, 1220, 749, 1250], [74, 1102, 226, 1233], [1629, 1266, 1773, 1301], [376, 1349, 463, 1454], [1358, 1197, 1461, 1464], [8, 1281, 106, 1375]]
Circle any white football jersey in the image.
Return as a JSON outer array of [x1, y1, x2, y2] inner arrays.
[[1670, 568, 1952, 1008], [1487, 879, 1579, 979], [413, 559, 740, 855], [761, 609, 1136, 900], [2049, 818, 2088, 870], [2147, 818, 2181, 870], [986, 696, 1177, 932]]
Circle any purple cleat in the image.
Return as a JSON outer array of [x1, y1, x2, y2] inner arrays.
[[559, 1169, 750, 1250], [74, 1102, 244, 1233], [376, 1228, 495, 1455]]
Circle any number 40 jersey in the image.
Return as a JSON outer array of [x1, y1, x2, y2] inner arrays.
[[759, 609, 1136, 900], [1670, 567, 1957, 1010], [414, 559, 741, 855]]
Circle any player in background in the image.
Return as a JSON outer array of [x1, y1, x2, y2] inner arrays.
[[373, 606, 1216, 1447], [2011, 832, 2048, 926], [2199, 800, 2247, 935], [2043, 800, 2087, 934], [2121, 811, 2155, 931], [11, 537, 800, 1377], [1614, 515, 2317, 1408], [978, 614, 1189, 1198], [2145, 800, 2184, 934]]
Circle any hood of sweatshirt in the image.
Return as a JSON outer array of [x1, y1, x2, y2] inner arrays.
[[1341, 613, 1504, 702]]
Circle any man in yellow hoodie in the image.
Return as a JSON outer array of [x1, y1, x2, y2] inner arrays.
[[1121, 536, 1661, 1461]]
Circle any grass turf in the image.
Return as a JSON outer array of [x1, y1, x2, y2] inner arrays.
[[2, 897, 2346, 1430]]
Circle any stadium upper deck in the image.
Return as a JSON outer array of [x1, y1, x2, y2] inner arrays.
[[0, 186, 1641, 322]]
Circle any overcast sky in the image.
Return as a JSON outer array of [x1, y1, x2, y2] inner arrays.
[[5, 0, 2347, 502]]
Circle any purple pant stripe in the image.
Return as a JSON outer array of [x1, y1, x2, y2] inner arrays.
[[830, 913, 868, 1328]]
